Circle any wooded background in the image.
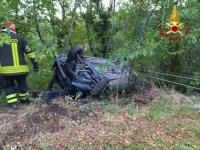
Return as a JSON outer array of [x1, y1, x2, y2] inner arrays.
[[0, 0, 200, 94]]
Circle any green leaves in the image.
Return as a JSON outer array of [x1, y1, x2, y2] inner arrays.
[[112, 41, 156, 67], [0, 0, 199, 94], [0, 1, 10, 21], [186, 34, 198, 45]]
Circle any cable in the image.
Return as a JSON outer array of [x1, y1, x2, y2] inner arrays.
[[138, 69, 200, 81], [150, 71, 200, 81], [142, 74, 200, 91]]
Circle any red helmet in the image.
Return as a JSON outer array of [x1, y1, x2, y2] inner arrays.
[[2, 21, 17, 32]]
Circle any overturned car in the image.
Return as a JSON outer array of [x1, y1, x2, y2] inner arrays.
[[46, 46, 138, 101]]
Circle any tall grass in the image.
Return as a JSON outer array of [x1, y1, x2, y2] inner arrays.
[[27, 54, 54, 91]]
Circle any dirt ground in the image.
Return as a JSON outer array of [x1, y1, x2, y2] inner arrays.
[[0, 87, 197, 150]]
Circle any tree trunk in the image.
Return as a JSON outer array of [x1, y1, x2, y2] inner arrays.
[[116, 6, 132, 50], [162, 1, 167, 30], [138, 0, 158, 46], [33, 4, 45, 45], [105, 0, 115, 58], [62, 0, 85, 53], [131, 7, 140, 43], [86, 23, 96, 56]]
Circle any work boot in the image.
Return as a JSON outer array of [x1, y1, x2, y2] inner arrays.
[[9, 101, 19, 110], [21, 94, 32, 104], [21, 97, 30, 104]]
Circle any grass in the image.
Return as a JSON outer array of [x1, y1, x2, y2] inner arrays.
[[121, 143, 145, 150], [185, 124, 200, 133], [27, 54, 53, 91], [0, 92, 6, 105], [126, 102, 136, 116], [147, 99, 178, 120], [104, 99, 136, 116], [102, 96, 200, 150], [105, 103, 123, 115], [1, 89, 200, 150]]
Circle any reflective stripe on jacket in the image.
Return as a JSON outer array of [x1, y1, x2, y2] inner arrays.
[[0, 31, 35, 75]]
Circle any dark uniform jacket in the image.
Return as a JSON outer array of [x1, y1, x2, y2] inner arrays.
[[0, 31, 35, 76]]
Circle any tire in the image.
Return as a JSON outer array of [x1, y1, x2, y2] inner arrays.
[[67, 46, 82, 59], [90, 76, 110, 98]]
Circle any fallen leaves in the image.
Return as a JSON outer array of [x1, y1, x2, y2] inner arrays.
[[0, 88, 200, 149]]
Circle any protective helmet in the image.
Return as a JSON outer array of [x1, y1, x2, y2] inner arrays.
[[2, 21, 17, 32]]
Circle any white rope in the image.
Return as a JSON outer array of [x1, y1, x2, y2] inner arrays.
[[140, 70, 200, 81], [143, 74, 200, 91]]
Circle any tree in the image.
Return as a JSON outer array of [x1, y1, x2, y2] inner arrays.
[[0, 0, 199, 93]]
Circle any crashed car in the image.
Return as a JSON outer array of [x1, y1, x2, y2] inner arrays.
[[47, 46, 110, 99], [46, 45, 138, 101]]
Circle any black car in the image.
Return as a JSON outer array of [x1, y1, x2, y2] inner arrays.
[[47, 46, 110, 99]]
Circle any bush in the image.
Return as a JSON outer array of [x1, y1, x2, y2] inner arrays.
[[27, 53, 54, 91]]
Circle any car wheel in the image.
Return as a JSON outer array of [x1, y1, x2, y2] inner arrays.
[[90, 76, 110, 98], [67, 46, 82, 59]]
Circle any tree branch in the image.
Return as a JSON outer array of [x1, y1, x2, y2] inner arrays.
[[62, 0, 85, 53], [105, 0, 115, 58], [162, 1, 167, 29], [116, 2, 134, 49], [33, 3, 46, 45], [57, 0, 65, 21], [132, 6, 140, 43], [138, 0, 158, 46]]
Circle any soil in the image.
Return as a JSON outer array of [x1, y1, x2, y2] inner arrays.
[[0, 96, 106, 150], [0, 87, 192, 150]]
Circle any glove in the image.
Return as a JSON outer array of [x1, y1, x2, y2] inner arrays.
[[33, 62, 39, 73], [29, 58, 39, 73]]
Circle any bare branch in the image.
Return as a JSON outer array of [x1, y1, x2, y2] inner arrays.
[[57, 0, 66, 21], [162, 1, 167, 29], [105, 0, 115, 58], [32, 2, 46, 45], [132, 6, 141, 43], [138, 0, 159, 46], [62, 0, 85, 53], [116, 2, 134, 49]]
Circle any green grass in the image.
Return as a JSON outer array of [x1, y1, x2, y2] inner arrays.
[[148, 99, 180, 120], [174, 102, 198, 117], [126, 102, 136, 116], [185, 124, 200, 133], [121, 143, 145, 150], [105, 104, 123, 115], [143, 99, 200, 149], [0, 92, 6, 105], [175, 121, 185, 127], [104, 100, 136, 116]]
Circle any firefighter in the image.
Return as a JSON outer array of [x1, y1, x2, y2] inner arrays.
[[0, 21, 39, 110]]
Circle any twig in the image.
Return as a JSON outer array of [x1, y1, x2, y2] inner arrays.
[[18, 142, 23, 150], [88, 107, 100, 121], [115, 67, 124, 104]]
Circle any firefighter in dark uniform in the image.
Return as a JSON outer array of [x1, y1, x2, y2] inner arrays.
[[0, 21, 39, 110]]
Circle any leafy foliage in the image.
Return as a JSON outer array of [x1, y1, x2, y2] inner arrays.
[[0, 0, 199, 94]]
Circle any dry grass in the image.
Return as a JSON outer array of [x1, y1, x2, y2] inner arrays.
[[0, 87, 200, 150]]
